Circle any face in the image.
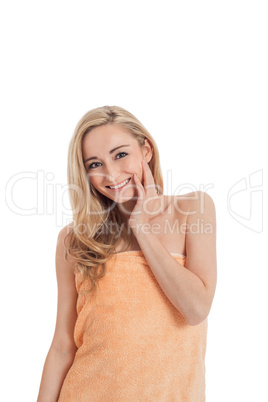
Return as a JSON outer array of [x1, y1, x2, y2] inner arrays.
[[82, 124, 153, 203]]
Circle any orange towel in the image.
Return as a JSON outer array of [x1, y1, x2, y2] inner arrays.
[[58, 251, 208, 401]]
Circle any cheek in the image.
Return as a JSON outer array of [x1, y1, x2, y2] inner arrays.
[[123, 157, 142, 174], [88, 168, 113, 183], [87, 174, 102, 187]]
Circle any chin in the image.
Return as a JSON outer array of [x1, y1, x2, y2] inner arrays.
[[112, 191, 136, 204], [116, 195, 136, 204]]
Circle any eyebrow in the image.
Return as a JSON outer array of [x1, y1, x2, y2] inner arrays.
[[83, 144, 130, 163]]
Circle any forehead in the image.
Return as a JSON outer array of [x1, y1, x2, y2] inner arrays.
[[82, 124, 135, 148]]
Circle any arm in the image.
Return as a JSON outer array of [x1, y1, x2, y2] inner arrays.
[[37, 225, 78, 401], [37, 346, 76, 402], [133, 191, 217, 326]]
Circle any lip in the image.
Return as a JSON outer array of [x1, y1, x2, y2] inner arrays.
[[106, 177, 131, 191]]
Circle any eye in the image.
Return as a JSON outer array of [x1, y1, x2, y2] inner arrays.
[[115, 152, 128, 159], [87, 152, 128, 170], [87, 162, 102, 170]]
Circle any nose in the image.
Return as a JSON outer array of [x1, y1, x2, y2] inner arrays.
[[103, 162, 122, 184]]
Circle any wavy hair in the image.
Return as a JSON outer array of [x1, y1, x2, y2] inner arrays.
[[63, 105, 163, 295]]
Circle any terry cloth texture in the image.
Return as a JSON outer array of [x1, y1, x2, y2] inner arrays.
[[58, 250, 208, 401]]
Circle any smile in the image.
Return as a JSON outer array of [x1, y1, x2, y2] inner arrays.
[[106, 177, 131, 190]]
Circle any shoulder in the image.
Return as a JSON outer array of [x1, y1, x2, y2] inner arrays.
[[56, 223, 76, 268], [57, 222, 74, 244], [58, 222, 74, 237], [172, 191, 216, 218]]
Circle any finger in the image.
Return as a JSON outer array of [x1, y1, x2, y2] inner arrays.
[[142, 160, 158, 196], [133, 173, 145, 200]]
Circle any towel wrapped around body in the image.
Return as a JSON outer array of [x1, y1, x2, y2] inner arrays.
[[58, 250, 208, 401]]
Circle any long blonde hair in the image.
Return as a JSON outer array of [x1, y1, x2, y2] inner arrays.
[[64, 105, 163, 294]]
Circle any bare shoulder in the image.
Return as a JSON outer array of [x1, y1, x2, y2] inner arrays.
[[56, 223, 76, 268], [173, 191, 215, 218], [57, 222, 74, 242]]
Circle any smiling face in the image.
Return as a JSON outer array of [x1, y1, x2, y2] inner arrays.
[[82, 124, 153, 203]]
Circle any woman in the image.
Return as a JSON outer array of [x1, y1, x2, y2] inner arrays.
[[37, 105, 217, 401]]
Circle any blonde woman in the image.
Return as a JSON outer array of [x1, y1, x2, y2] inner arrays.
[[37, 106, 217, 401]]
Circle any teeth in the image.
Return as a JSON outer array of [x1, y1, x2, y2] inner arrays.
[[109, 178, 130, 189]]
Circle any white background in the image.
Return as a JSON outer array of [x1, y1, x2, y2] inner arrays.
[[1, 1, 267, 401]]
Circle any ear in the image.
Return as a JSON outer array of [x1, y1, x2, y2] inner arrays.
[[142, 138, 153, 163]]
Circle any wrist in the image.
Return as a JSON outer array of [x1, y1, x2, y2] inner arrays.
[[132, 223, 156, 239]]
